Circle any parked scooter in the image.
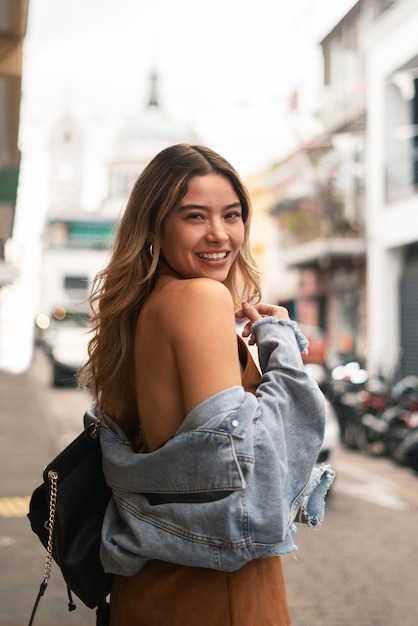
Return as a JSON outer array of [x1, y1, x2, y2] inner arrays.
[[351, 376, 392, 454], [388, 376, 418, 470], [360, 375, 418, 459]]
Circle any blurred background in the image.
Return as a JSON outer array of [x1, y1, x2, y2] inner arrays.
[[2, 0, 418, 386], [2, 2, 418, 624]]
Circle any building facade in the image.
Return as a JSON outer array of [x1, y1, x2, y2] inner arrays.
[[251, 0, 370, 366], [39, 111, 115, 318], [364, 0, 418, 377], [250, 0, 417, 376]]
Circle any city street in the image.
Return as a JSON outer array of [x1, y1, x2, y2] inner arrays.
[[1, 350, 418, 626]]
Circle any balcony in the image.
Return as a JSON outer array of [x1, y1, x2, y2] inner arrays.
[[270, 196, 365, 269], [279, 236, 366, 269]]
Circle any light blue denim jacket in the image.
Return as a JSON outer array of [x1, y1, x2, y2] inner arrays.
[[84, 317, 334, 576]]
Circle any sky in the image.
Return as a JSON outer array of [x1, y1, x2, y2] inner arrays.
[[1, 0, 357, 371], [17, 0, 356, 209]]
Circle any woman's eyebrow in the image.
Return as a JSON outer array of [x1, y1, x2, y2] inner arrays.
[[178, 202, 242, 211], [177, 204, 207, 211]]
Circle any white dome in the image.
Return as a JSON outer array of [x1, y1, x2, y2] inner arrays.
[[111, 72, 197, 163]]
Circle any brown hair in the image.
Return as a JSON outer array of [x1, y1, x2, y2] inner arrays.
[[79, 144, 261, 424]]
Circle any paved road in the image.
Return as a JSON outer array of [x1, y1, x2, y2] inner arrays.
[[1, 349, 417, 625]]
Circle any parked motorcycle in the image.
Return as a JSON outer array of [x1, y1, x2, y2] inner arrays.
[[351, 376, 392, 454], [388, 376, 418, 471], [359, 375, 418, 459]]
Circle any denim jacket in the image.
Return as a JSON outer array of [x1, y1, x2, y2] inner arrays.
[[85, 317, 334, 577]]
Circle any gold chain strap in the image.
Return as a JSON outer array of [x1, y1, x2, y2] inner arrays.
[[43, 469, 58, 584]]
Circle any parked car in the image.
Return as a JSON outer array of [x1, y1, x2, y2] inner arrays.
[[40, 308, 90, 387], [304, 363, 340, 466]]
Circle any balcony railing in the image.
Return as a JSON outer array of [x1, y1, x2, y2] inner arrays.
[[270, 197, 365, 268]]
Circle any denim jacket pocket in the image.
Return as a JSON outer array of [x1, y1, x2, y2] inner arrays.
[[101, 423, 254, 495]]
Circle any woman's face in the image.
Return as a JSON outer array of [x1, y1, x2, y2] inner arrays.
[[159, 174, 245, 282]]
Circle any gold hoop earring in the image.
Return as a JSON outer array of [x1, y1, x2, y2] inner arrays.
[[149, 243, 154, 258]]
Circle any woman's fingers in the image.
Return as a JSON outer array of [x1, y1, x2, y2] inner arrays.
[[236, 303, 260, 343], [237, 302, 290, 321], [236, 301, 290, 344], [251, 303, 289, 320], [236, 302, 290, 345], [241, 301, 262, 322]]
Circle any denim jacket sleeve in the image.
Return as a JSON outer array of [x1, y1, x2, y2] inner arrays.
[[87, 318, 334, 576]]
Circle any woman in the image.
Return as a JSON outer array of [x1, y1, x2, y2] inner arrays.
[[80, 144, 330, 625]]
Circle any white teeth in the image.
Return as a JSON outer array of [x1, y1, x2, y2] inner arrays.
[[198, 252, 227, 260]]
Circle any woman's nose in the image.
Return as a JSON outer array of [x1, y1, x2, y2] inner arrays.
[[205, 220, 228, 242]]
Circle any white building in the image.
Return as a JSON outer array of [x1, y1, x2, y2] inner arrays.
[[365, 0, 418, 377], [39, 72, 198, 320], [39, 110, 115, 318]]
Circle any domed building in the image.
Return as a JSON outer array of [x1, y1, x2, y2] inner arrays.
[[101, 70, 198, 218]]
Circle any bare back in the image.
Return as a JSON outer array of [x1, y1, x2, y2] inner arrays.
[[134, 276, 242, 451]]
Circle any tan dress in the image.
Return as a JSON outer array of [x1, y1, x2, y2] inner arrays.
[[110, 337, 292, 626]]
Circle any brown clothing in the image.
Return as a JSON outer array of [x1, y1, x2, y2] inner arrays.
[[110, 337, 291, 626]]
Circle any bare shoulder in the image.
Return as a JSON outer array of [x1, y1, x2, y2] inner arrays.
[[183, 277, 233, 307], [164, 277, 233, 304], [158, 278, 235, 327], [154, 278, 241, 412]]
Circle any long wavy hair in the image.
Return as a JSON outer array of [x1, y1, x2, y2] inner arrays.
[[78, 143, 261, 425]]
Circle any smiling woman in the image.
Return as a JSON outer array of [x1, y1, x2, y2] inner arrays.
[[78, 143, 330, 626], [79, 144, 260, 428]]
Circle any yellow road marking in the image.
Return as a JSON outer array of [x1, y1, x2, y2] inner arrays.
[[0, 496, 31, 518], [397, 485, 418, 507]]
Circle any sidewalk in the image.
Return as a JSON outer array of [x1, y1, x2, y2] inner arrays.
[[0, 364, 93, 625], [0, 364, 52, 501]]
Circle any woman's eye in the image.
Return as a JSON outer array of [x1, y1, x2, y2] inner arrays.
[[186, 213, 204, 221], [225, 211, 242, 220]]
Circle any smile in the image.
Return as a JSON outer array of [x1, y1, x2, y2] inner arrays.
[[197, 252, 228, 260]]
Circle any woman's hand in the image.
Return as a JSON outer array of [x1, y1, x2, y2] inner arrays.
[[236, 302, 289, 345]]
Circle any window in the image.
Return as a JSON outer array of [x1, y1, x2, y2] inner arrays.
[[64, 276, 88, 290]]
